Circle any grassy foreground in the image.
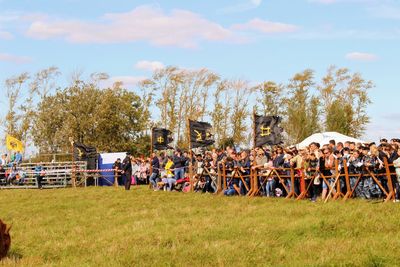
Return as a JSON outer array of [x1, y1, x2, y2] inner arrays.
[[1, 187, 400, 266]]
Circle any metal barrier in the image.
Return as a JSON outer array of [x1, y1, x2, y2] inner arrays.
[[0, 161, 87, 189]]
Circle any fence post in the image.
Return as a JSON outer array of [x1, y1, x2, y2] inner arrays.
[[114, 169, 118, 187], [384, 157, 395, 202], [288, 168, 295, 199], [222, 164, 227, 193], [251, 167, 258, 197], [342, 159, 351, 201], [333, 159, 341, 200]]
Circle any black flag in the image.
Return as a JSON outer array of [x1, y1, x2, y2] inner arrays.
[[189, 120, 215, 148], [254, 115, 283, 147], [152, 128, 173, 150], [73, 142, 97, 169]]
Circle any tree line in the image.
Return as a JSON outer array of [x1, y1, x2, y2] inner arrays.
[[1, 65, 373, 155]]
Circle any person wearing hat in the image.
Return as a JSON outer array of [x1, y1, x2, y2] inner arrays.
[[112, 158, 123, 186], [361, 146, 380, 199], [121, 152, 132, 190]]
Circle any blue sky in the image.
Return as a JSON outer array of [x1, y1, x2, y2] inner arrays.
[[0, 0, 399, 144]]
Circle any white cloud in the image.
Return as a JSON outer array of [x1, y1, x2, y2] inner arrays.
[[135, 60, 164, 72], [25, 5, 235, 48], [232, 18, 299, 34], [251, 0, 262, 6], [345, 52, 379, 61], [0, 53, 32, 64]]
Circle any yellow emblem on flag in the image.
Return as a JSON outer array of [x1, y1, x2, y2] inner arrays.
[[260, 126, 271, 137], [6, 134, 24, 152]]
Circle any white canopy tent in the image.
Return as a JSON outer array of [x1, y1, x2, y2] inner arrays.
[[297, 132, 366, 149]]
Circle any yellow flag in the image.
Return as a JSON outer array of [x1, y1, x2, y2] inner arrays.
[[6, 134, 24, 152]]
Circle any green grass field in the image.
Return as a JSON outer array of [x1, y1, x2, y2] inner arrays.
[[1, 187, 400, 266]]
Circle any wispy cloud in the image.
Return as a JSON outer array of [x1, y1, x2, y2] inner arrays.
[[345, 52, 379, 61], [25, 5, 236, 48], [0, 53, 32, 64], [219, 0, 262, 14], [135, 60, 164, 72], [308, 0, 384, 4], [0, 13, 18, 40], [363, 119, 400, 142], [0, 30, 13, 40], [232, 18, 299, 34], [382, 113, 400, 121], [369, 5, 400, 19]]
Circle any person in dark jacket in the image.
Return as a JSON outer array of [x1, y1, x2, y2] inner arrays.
[[122, 153, 132, 190], [112, 158, 123, 186], [149, 152, 160, 189], [173, 149, 185, 181], [34, 162, 45, 189]]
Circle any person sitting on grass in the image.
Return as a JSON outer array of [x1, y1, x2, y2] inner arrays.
[[158, 156, 176, 191], [223, 176, 239, 196]]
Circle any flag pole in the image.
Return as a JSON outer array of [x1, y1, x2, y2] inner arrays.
[[187, 119, 193, 192], [149, 127, 154, 189], [251, 110, 257, 196], [69, 137, 76, 188], [150, 127, 154, 156], [253, 111, 257, 149]]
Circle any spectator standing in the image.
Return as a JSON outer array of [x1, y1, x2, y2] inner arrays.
[[35, 162, 45, 189], [149, 152, 160, 189], [122, 153, 132, 190], [112, 158, 123, 186]]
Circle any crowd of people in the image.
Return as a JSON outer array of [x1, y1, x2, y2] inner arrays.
[[128, 138, 400, 202], [3, 138, 400, 202], [0, 152, 25, 186], [0, 152, 23, 167]]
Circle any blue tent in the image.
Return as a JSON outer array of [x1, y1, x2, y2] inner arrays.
[[98, 152, 127, 186]]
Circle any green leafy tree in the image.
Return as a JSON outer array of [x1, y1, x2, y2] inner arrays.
[[255, 81, 283, 116], [319, 66, 373, 137], [229, 79, 252, 145], [32, 82, 146, 153], [283, 69, 320, 143]]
